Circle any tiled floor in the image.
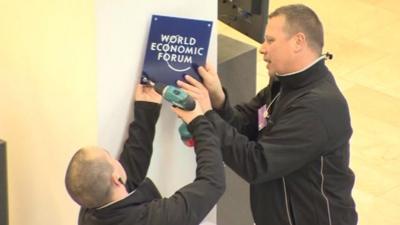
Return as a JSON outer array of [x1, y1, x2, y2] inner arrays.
[[218, 0, 400, 224]]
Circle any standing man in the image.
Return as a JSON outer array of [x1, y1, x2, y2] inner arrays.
[[65, 84, 225, 225], [178, 4, 357, 225]]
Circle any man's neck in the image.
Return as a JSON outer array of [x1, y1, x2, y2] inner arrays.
[[97, 188, 131, 209], [278, 51, 321, 76], [278, 55, 324, 77]]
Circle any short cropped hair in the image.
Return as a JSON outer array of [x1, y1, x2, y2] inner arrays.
[[269, 4, 324, 54], [65, 148, 114, 208]]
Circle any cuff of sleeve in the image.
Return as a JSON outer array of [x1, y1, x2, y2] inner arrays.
[[187, 115, 206, 133], [134, 101, 161, 120], [204, 110, 218, 120], [134, 101, 161, 110], [214, 88, 230, 113], [213, 88, 234, 120]]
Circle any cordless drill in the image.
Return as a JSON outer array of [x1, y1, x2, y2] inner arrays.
[[151, 82, 196, 147], [153, 83, 195, 111]]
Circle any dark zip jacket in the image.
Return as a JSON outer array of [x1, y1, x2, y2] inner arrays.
[[205, 59, 357, 225], [78, 101, 225, 225]]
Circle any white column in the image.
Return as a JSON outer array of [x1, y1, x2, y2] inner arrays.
[[95, 0, 217, 223]]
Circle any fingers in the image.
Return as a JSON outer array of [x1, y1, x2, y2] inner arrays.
[[184, 75, 204, 87], [177, 79, 198, 93], [177, 75, 205, 89], [135, 83, 143, 91], [170, 102, 202, 124], [176, 82, 212, 112], [134, 83, 162, 103], [171, 105, 183, 117], [171, 105, 187, 122], [177, 77, 208, 99], [177, 76, 207, 96]]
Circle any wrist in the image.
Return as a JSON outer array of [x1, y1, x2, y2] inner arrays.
[[185, 112, 204, 124], [211, 92, 225, 110], [135, 100, 162, 105], [134, 99, 162, 104]]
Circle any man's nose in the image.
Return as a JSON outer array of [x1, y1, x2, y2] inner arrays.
[[259, 42, 268, 54]]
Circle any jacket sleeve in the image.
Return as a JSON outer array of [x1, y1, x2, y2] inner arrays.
[[119, 101, 161, 188], [215, 87, 269, 141], [146, 116, 225, 225], [205, 101, 328, 183]]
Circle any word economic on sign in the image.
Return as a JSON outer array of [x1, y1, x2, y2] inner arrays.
[[151, 34, 205, 64]]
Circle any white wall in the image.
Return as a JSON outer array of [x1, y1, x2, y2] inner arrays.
[[0, 1, 96, 225], [95, 0, 218, 223]]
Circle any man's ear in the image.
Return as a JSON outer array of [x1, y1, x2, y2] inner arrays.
[[111, 173, 123, 186], [293, 32, 306, 52], [118, 177, 125, 185]]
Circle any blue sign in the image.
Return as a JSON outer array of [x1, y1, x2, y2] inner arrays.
[[142, 15, 213, 86]]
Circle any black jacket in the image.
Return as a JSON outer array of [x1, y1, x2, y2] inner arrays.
[[79, 101, 225, 225], [205, 59, 357, 225]]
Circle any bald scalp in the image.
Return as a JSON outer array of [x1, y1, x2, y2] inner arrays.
[[65, 147, 114, 208], [269, 4, 324, 54]]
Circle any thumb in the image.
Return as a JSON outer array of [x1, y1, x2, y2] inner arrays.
[[198, 66, 212, 80], [204, 63, 217, 75], [171, 105, 183, 117]]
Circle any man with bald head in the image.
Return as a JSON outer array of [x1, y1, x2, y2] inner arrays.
[[65, 84, 225, 225], [65, 146, 128, 209]]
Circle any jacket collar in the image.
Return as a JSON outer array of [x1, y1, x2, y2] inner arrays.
[[92, 178, 160, 214], [276, 57, 329, 92]]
